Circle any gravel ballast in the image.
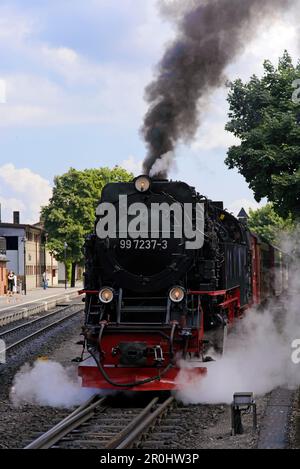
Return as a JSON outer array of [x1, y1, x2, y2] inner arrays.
[[0, 310, 299, 450]]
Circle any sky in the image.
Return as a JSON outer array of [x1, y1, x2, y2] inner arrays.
[[0, 0, 299, 224]]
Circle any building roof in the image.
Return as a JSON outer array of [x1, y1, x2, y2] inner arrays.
[[237, 208, 249, 219], [0, 222, 44, 233]]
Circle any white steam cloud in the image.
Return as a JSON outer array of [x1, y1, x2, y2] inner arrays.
[[149, 151, 175, 178], [176, 228, 300, 404], [10, 360, 96, 408]]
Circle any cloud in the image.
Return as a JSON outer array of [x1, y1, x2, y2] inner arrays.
[[226, 198, 266, 217], [0, 2, 170, 129], [0, 68, 150, 127], [192, 122, 240, 151], [0, 5, 35, 44], [0, 0, 298, 216], [190, 88, 241, 151], [227, 18, 299, 81], [0, 74, 87, 127], [191, 17, 298, 153], [0, 164, 52, 224], [123, 1, 173, 59], [40, 45, 93, 84], [44, 46, 78, 65], [121, 156, 143, 175], [0, 196, 25, 223], [0, 2, 297, 139]]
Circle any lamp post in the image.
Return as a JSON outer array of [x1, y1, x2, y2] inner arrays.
[[64, 242, 68, 290], [44, 233, 48, 271], [231, 392, 257, 436], [21, 236, 27, 295], [44, 232, 48, 286]]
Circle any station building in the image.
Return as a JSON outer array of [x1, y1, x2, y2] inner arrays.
[[0, 211, 58, 293]]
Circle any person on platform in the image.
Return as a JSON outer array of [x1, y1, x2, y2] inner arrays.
[[42, 271, 48, 290], [13, 273, 17, 294], [7, 271, 14, 296]]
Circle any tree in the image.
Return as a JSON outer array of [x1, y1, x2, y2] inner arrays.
[[247, 204, 294, 245], [41, 167, 133, 287], [225, 51, 300, 220]]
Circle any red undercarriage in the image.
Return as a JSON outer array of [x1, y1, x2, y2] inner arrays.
[[79, 287, 245, 391], [78, 365, 207, 392]]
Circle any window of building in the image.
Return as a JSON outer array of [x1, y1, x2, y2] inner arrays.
[[5, 236, 18, 250], [26, 265, 34, 275]]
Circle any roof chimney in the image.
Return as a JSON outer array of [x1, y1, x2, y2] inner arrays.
[[13, 211, 20, 224], [0, 236, 6, 256]]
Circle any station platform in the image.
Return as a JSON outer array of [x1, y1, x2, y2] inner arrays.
[[0, 285, 83, 326]]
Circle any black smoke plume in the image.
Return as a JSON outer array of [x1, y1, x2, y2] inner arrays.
[[142, 0, 295, 178]]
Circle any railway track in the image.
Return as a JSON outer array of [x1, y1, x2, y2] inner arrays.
[[0, 303, 83, 356], [25, 394, 176, 449]]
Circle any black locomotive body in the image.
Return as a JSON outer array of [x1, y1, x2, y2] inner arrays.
[[79, 176, 286, 391]]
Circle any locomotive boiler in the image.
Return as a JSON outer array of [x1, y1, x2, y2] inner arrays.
[[78, 176, 287, 391]]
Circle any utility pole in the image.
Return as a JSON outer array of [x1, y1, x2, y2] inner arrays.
[[22, 236, 27, 295], [44, 232, 48, 286]]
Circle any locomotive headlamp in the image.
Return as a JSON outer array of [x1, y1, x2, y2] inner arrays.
[[169, 286, 185, 303], [99, 287, 114, 304], [134, 176, 151, 193]]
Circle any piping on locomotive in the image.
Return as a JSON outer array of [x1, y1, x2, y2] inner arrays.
[[78, 176, 288, 391]]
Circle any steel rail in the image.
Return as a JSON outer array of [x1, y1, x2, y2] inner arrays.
[[113, 396, 175, 449], [105, 397, 159, 449], [0, 304, 81, 338], [25, 395, 175, 450], [25, 395, 107, 449], [5, 309, 83, 353]]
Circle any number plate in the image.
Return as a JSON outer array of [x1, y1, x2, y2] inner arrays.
[[119, 239, 168, 251]]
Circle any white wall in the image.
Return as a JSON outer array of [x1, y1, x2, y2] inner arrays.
[[5, 250, 19, 274]]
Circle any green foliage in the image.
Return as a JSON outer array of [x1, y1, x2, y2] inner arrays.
[[66, 261, 72, 284], [41, 167, 133, 265], [248, 203, 294, 244], [225, 51, 300, 220]]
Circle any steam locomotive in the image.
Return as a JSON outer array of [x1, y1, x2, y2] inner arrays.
[[78, 176, 288, 391]]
